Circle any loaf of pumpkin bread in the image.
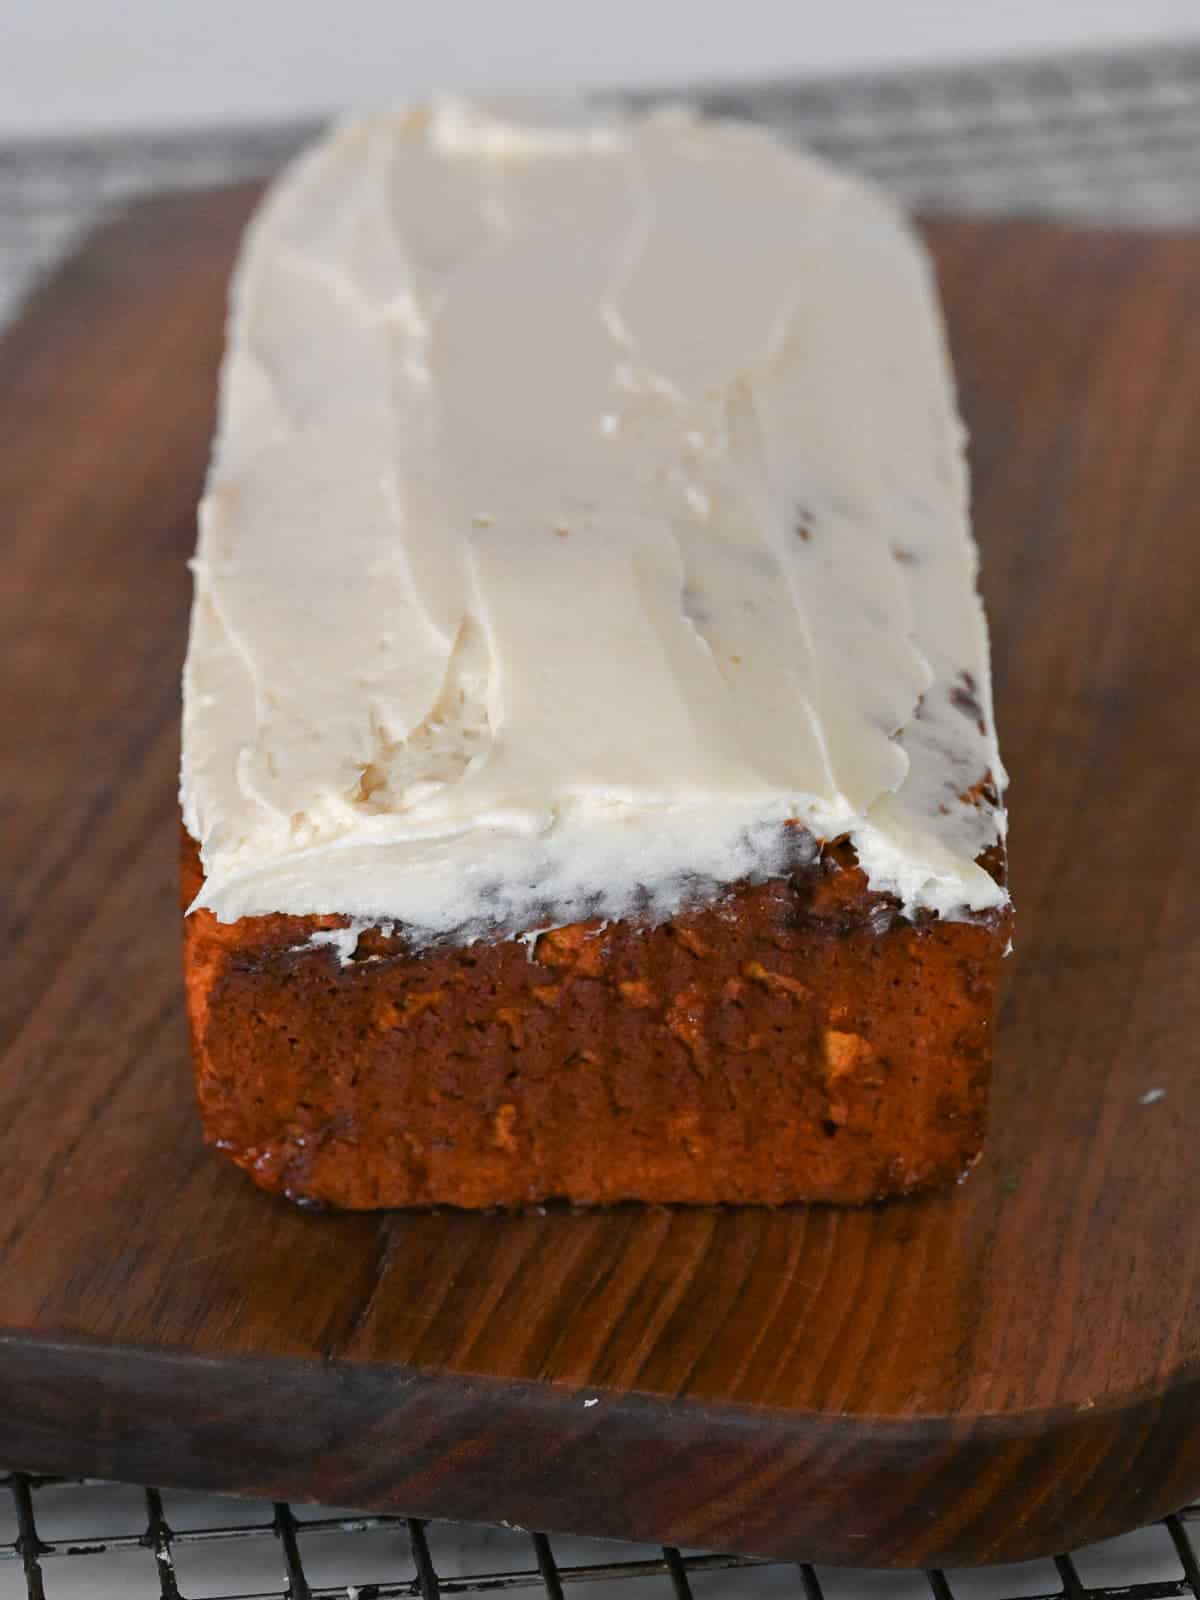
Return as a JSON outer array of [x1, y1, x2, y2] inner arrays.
[[180, 101, 1012, 1209]]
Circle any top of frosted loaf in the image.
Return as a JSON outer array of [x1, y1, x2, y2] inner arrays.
[[182, 99, 1007, 939]]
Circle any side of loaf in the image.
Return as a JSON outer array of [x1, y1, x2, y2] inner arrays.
[[183, 830, 1009, 1208]]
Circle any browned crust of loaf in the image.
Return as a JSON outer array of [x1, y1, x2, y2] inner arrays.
[[181, 824, 1011, 1210]]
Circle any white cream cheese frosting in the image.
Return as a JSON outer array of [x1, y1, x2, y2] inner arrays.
[[182, 99, 1008, 938]]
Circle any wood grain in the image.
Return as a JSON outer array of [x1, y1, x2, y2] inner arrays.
[[1, 188, 1198, 1567]]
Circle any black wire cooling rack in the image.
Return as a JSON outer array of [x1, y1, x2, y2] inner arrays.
[[3, 1474, 1200, 1600]]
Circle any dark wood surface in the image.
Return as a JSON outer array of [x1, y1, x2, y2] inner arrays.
[[1, 188, 1198, 1569]]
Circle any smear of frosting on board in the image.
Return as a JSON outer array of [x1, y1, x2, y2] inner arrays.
[[182, 98, 1008, 939]]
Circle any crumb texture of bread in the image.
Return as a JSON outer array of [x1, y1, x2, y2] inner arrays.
[[182, 831, 1010, 1210]]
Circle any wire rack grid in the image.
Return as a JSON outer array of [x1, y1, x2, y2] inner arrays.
[[3, 1474, 1200, 1600]]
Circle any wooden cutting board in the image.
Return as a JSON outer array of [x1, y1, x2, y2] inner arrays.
[[2, 188, 1198, 1571]]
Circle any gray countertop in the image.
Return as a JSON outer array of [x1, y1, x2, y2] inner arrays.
[[3, 40, 1200, 330]]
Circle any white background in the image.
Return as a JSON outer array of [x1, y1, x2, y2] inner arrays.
[[3, 0, 1199, 137]]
